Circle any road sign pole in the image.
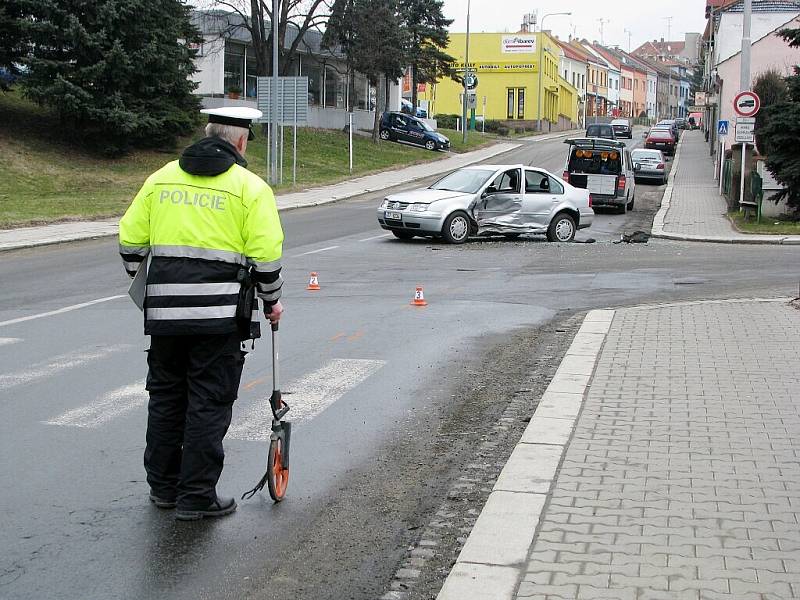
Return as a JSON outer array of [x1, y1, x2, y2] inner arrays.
[[719, 140, 725, 195], [293, 78, 297, 186], [349, 112, 353, 174], [739, 142, 747, 209]]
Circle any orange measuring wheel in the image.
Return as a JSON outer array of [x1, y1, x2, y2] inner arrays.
[[267, 435, 289, 501]]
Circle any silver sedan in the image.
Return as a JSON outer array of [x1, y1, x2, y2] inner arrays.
[[376, 164, 594, 243]]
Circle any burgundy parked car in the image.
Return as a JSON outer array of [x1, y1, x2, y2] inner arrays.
[[645, 129, 676, 156]]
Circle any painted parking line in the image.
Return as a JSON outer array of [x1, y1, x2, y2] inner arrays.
[[0, 344, 131, 390], [292, 245, 339, 258], [0, 337, 22, 347], [358, 233, 392, 242], [228, 358, 387, 441], [0, 295, 127, 328], [46, 381, 146, 428]]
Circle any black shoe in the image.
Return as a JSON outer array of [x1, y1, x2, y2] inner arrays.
[[175, 496, 237, 521], [149, 493, 177, 509]]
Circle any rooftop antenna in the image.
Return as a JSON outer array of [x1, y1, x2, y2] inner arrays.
[[597, 18, 607, 45], [624, 28, 632, 53], [663, 16, 673, 41]]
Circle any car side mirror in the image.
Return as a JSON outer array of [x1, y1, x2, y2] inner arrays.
[[634, 163, 641, 172], [482, 185, 497, 198]]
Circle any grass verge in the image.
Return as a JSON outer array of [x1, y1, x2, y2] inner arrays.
[[0, 91, 496, 228], [729, 212, 800, 235]]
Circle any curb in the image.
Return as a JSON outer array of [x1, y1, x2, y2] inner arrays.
[[650, 135, 800, 245], [436, 309, 616, 600], [0, 139, 526, 253]]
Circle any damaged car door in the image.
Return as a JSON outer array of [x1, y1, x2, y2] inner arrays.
[[473, 168, 524, 233]]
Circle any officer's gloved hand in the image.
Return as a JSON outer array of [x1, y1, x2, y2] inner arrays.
[[265, 300, 283, 324]]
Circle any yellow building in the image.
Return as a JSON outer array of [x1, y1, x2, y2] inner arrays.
[[419, 32, 579, 129]]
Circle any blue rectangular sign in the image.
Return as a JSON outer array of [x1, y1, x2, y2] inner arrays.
[[717, 120, 729, 135]]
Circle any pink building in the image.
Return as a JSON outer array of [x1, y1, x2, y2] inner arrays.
[[717, 15, 800, 147]]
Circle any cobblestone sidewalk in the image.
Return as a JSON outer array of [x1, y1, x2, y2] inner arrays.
[[651, 133, 800, 244], [517, 299, 800, 599]]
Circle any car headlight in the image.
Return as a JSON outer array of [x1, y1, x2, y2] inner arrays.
[[410, 203, 429, 212], [380, 199, 389, 209]]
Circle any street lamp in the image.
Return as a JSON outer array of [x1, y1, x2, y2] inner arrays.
[[537, 12, 571, 132], [462, 0, 471, 144]]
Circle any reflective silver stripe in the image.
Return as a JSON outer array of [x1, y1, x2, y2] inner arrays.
[[150, 245, 246, 265], [146, 305, 237, 320], [258, 289, 281, 302], [146, 283, 241, 296], [249, 258, 282, 272], [119, 244, 149, 257], [256, 278, 283, 293], [123, 260, 142, 272]]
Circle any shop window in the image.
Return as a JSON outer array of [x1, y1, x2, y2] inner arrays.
[[517, 88, 525, 119], [245, 46, 257, 98], [507, 88, 515, 120], [305, 64, 322, 105]]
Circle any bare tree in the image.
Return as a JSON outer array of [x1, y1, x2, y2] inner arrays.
[[204, 0, 332, 76]]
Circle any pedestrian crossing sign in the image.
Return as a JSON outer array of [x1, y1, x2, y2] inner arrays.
[[718, 120, 729, 136]]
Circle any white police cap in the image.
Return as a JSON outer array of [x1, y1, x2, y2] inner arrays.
[[201, 106, 263, 140]]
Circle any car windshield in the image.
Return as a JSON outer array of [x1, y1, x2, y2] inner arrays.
[[430, 168, 496, 193], [632, 150, 662, 161], [587, 125, 613, 136], [649, 131, 672, 139]]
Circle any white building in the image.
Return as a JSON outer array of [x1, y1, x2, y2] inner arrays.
[[555, 39, 589, 127], [646, 70, 658, 120]]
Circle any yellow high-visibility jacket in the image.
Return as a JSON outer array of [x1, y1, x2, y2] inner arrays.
[[119, 142, 283, 336]]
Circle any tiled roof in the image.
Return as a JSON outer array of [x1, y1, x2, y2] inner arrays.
[[723, 0, 800, 11], [555, 39, 589, 63]]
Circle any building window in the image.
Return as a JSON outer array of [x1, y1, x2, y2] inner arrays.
[[224, 41, 245, 94], [517, 88, 525, 119], [507, 88, 515, 119], [245, 46, 257, 98]]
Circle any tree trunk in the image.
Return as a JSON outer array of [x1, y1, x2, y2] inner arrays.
[[372, 75, 383, 142], [384, 74, 390, 112], [411, 63, 418, 111]]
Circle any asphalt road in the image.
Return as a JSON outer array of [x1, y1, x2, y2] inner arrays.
[[1, 130, 798, 600]]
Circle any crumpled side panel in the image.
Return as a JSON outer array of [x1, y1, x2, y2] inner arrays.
[[473, 195, 534, 234]]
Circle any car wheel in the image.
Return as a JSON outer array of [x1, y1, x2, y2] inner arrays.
[[392, 230, 415, 240], [425, 140, 436, 151], [441, 211, 471, 244], [546, 212, 576, 242], [379, 129, 391, 141]]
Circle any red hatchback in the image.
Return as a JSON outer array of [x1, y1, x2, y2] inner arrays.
[[645, 129, 676, 156]]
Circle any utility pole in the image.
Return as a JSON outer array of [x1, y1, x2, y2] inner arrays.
[[624, 28, 632, 53], [271, 0, 279, 185], [739, 0, 752, 211], [461, 0, 471, 144], [664, 16, 673, 41]]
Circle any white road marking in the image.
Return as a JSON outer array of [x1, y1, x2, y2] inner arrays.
[[46, 381, 147, 428], [0, 344, 130, 389], [0, 337, 22, 347], [292, 245, 339, 257], [358, 233, 392, 242], [0, 295, 127, 328], [228, 358, 387, 441]]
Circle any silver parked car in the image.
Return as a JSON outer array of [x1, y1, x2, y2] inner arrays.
[[631, 149, 667, 185], [377, 164, 594, 243]]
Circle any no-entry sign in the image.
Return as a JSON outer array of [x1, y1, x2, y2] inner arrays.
[[733, 90, 760, 118]]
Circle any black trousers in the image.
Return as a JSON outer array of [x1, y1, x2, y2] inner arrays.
[[144, 333, 245, 509]]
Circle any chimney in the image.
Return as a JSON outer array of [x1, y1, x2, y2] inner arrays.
[[660, 37, 664, 43]]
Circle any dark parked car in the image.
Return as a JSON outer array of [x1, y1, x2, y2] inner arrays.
[[645, 129, 676, 156], [585, 123, 617, 140], [610, 119, 633, 139], [379, 111, 450, 151]]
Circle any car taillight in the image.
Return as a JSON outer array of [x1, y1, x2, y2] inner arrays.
[[657, 163, 665, 170], [588, 194, 593, 207], [562, 170, 570, 183], [617, 175, 626, 192]]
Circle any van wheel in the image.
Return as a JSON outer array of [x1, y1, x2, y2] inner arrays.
[[547, 212, 576, 242], [441, 211, 471, 244], [425, 140, 437, 151], [380, 129, 391, 141]]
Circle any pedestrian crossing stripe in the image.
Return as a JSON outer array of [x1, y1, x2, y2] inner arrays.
[[0, 337, 22, 347]]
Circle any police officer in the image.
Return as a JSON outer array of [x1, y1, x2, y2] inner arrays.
[[119, 107, 283, 521]]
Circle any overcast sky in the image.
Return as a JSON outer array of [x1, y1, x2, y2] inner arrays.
[[441, 0, 707, 51]]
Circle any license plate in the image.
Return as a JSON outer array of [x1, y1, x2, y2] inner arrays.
[[385, 211, 402, 220]]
